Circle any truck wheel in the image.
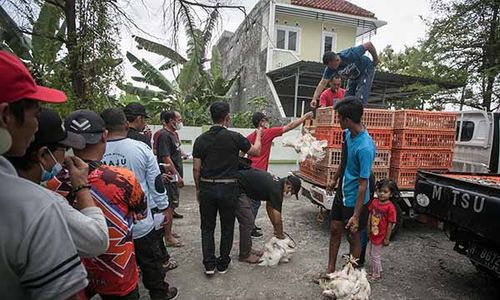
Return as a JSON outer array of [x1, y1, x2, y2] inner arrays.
[[390, 201, 403, 240]]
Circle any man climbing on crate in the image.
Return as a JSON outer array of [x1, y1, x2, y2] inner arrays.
[[310, 42, 379, 108], [319, 75, 345, 108], [314, 97, 376, 281], [246, 111, 313, 238]]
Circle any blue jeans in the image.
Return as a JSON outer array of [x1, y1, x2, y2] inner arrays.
[[345, 65, 375, 106]]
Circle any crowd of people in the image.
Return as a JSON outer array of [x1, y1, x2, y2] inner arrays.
[[0, 39, 396, 299]]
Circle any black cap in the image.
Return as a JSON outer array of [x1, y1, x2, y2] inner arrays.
[[34, 108, 85, 149], [252, 111, 267, 128], [287, 175, 302, 200], [65, 109, 106, 145], [124, 102, 149, 118]]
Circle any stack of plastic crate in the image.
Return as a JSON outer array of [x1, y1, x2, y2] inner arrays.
[[390, 110, 457, 189], [299, 107, 394, 186]]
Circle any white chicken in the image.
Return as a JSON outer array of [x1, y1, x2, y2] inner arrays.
[[258, 237, 296, 267], [319, 255, 371, 300], [282, 131, 327, 163]]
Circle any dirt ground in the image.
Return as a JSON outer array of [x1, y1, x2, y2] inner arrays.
[[127, 186, 499, 300]]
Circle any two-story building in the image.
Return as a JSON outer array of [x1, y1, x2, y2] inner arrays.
[[217, 0, 387, 118]]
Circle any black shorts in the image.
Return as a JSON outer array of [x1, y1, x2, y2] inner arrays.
[[330, 193, 369, 231], [166, 182, 180, 209]]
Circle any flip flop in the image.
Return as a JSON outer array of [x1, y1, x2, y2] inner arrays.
[[163, 259, 178, 272]]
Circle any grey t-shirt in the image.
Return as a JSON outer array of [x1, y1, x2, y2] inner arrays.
[[0, 156, 88, 300]]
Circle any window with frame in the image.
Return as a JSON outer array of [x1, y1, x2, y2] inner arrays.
[[322, 31, 337, 57], [275, 26, 300, 52], [456, 121, 475, 141]]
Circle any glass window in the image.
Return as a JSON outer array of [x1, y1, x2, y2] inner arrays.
[[277, 30, 286, 49], [324, 36, 333, 53], [288, 31, 297, 51], [456, 121, 475, 141]]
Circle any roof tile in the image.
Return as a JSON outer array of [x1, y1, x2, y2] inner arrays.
[[291, 0, 376, 18]]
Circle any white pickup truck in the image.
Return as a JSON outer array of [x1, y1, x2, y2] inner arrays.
[[298, 110, 500, 227]]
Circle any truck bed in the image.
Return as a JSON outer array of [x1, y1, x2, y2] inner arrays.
[[414, 171, 500, 247]]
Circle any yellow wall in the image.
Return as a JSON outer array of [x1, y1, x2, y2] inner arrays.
[[274, 13, 356, 61]]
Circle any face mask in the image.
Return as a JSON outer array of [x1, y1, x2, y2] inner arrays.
[[175, 122, 183, 130], [40, 149, 62, 182], [0, 127, 12, 155], [284, 192, 293, 199]]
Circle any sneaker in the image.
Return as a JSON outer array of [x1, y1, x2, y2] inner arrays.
[[151, 287, 179, 300], [173, 211, 184, 219], [216, 264, 230, 274], [204, 266, 216, 276], [251, 229, 263, 239]]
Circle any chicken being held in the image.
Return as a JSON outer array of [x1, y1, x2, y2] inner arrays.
[[319, 255, 371, 300]]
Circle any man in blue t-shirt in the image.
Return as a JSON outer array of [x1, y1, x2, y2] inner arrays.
[[324, 97, 375, 275], [310, 42, 379, 107]]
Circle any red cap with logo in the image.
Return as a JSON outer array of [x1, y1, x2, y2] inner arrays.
[[0, 51, 67, 104]]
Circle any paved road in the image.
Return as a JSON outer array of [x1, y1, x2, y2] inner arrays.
[[102, 186, 499, 300]]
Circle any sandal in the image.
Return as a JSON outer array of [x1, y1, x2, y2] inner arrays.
[[163, 259, 178, 272], [172, 232, 181, 238], [368, 274, 381, 281]]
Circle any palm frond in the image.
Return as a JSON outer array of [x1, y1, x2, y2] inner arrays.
[[159, 60, 178, 71], [134, 36, 187, 64], [0, 6, 32, 60], [32, 2, 64, 65], [210, 46, 223, 80], [126, 51, 175, 94]]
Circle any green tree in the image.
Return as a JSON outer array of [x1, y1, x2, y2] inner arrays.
[[120, 4, 241, 126], [1, 0, 123, 115], [424, 0, 499, 111], [378, 44, 466, 110]]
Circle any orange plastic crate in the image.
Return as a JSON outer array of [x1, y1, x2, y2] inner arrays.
[[391, 149, 453, 169], [367, 129, 393, 150], [394, 110, 457, 130], [316, 107, 394, 128], [314, 126, 344, 148], [392, 129, 455, 150], [390, 168, 449, 189], [299, 160, 335, 187], [317, 148, 391, 169], [373, 168, 390, 182]]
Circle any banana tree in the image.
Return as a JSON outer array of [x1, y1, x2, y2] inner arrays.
[[121, 5, 241, 126]]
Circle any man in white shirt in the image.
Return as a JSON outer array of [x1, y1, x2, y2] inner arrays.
[[100, 108, 178, 300], [0, 51, 88, 299]]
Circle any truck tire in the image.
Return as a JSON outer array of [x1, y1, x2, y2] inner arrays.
[[390, 201, 403, 240]]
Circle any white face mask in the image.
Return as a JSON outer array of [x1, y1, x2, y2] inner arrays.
[[175, 122, 183, 130]]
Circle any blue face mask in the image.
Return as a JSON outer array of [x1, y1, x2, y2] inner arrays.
[[40, 149, 63, 182]]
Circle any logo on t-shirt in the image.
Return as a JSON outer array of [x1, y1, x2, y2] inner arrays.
[[338, 63, 361, 80]]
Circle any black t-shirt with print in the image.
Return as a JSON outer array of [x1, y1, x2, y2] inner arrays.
[[156, 129, 183, 177], [237, 168, 284, 213], [192, 126, 251, 179]]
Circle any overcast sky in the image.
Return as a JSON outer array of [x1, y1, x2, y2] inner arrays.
[[120, 0, 432, 81]]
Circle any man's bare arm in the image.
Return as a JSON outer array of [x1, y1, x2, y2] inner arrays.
[[266, 202, 284, 239], [311, 78, 329, 108], [283, 112, 314, 133], [363, 42, 379, 66], [246, 128, 262, 156]]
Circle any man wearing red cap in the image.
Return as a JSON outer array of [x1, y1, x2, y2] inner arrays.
[[0, 51, 88, 299]]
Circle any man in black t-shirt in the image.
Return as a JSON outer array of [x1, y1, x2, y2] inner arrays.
[[236, 169, 301, 263], [192, 102, 262, 275], [124, 102, 151, 148], [156, 110, 185, 247]]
